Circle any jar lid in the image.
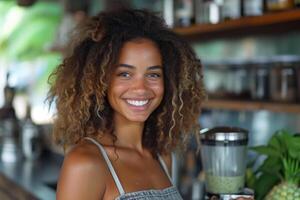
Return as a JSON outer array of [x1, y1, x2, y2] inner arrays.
[[200, 126, 248, 142]]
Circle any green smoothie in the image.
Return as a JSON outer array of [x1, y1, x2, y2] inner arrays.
[[206, 174, 244, 194]]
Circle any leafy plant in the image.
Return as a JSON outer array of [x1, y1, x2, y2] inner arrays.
[[249, 130, 300, 200], [0, 1, 62, 61]]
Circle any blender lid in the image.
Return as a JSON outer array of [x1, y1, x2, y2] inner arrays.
[[200, 126, 248, 141]]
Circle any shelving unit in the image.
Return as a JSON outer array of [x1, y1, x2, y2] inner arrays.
[[203, 99, 300, 113], [173, 9, 300, 40], [173, 9, 300, 113]]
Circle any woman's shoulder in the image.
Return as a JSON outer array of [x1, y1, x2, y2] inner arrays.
[[63, 139, 108, 175], [56, 139, 108, 199], [65, 140, 104, 168]]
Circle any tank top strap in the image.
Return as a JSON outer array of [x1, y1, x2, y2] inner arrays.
[[171, 152, 178, 185], [84, 137, 125, 196], [157, 153, 174, 185]]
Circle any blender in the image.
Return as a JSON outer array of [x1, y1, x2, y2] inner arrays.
[[200, 127, 254, 200]]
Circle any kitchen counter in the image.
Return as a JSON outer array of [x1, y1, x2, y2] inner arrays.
[[0, 150, 63, 200], [0, 173, 38, 200]]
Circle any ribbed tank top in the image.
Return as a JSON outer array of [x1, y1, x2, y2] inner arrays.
[[85, 137, 183, 200]]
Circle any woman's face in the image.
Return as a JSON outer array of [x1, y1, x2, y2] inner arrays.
[[107, 38, 164, 123]]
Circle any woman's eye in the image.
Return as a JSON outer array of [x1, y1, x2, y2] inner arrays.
[[117, 72, 130, 78], [147, 73, 161, 78]]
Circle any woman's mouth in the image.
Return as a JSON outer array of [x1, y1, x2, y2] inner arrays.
[[126, 99, 149, 106]]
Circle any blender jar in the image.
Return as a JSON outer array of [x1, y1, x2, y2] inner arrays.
[[200, 127, 248, 195]]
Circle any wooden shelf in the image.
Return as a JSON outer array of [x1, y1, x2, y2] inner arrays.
[[173, 9, 300, 40], [203, 99, 300, 113]]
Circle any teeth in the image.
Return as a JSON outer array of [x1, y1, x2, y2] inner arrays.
[[127, 100, 149, 106]]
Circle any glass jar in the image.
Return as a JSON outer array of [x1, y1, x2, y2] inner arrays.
[[251, 60, 270, 101], [266, 0, 294, 11], [174, 0, 194, 27], [243, 0, 264, 16], [195, 0, 222, 24], [222, 0, 242, 20], [231, 63, 252, 99], [270, 60, 297, 102], [204, 63, 229, 99]]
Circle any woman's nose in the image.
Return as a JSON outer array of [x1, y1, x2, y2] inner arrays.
[[132, 76, 148, 93]]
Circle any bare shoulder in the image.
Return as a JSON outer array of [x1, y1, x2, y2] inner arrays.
[[56, 140, 107, 200]]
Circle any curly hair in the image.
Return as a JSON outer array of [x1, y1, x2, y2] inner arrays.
[[48, 9, 206, 155]]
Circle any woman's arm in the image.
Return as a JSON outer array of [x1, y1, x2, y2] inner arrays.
[[56, 143, 106, 200]]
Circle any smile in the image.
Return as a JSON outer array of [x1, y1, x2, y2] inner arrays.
[[126, 99, 149, 106]]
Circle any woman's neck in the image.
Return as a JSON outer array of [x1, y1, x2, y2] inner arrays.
[[113, 114, 145, 152]]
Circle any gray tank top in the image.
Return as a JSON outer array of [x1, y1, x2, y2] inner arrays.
[[85, 137, 183, 200]]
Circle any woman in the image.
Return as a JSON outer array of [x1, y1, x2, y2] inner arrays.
[[48, 9, 205, 199]]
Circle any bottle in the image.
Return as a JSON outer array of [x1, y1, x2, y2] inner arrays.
[[251, 60, 270, 100], [196, 0, 222, 24], [174, 0, 194, 27], [0, 73, 17, 120], [21, 103, 42, 160], [162, 0, 175, 27], [0, 73, 21, 162], [295, 0, 300, 7]]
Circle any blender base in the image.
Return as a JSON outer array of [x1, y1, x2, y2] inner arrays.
[[205, 188, 254, 200]]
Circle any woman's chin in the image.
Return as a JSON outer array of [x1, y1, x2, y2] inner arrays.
[[127, 117, 148, 123], [124, 113, 150, 123]]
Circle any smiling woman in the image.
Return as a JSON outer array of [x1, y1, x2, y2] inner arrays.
[[47, 9, 205, 200], [108, 39, 164, 123]]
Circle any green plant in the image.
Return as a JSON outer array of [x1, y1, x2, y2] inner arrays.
[[249, 130, 300, 200], [0, 1, 62, 61]]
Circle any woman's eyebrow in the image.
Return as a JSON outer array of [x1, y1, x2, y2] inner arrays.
[[147, 65, 163, 70], [118, 64, 162, 70], [118, 63, 135, 69]]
